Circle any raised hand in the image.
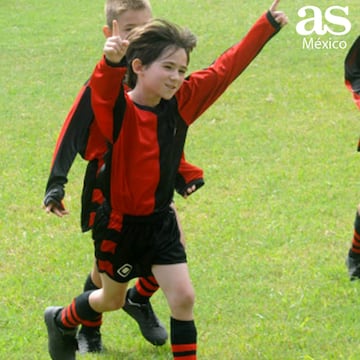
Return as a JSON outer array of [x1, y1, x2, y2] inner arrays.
[[103, 20, 130, 63], [269, 0, 288, 27]]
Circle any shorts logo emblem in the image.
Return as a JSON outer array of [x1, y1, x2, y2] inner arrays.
[[117, 264, 133, 278]]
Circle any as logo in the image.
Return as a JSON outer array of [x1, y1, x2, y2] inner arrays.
[[296, 5, 351, 36]]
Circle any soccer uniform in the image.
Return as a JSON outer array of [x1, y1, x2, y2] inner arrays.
[[89, 11, 282, 282], [345, 36, 360, 269], [44, 71, 204, 232], [344, 36, 360, 150], [345, 36, 360, 109]]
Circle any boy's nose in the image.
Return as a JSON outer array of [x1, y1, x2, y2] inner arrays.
[[170, 70, 180, 80]]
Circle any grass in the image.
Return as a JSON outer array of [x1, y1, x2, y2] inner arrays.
[[1, 0, 360, 359]]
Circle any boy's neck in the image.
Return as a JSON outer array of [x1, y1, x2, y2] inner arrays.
[[128, 89, 161, 108]]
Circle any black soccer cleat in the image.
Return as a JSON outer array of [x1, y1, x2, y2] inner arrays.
[[122, 294, 168, 346], [77, 326, 103, 354], [346, 250, 360, 281], [44, 306, 78, 360]]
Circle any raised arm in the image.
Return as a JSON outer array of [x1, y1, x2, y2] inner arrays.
[[177, 2, 288, 124], [269, 0, 288, 27], [89, 20, 130, 144], [103, 20, 129, 64], [345, 36, 360, 110]]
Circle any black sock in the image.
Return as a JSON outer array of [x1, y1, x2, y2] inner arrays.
[[56, 291, 102, 330], [170, 317, 197, 358], [128, 276, 159, 304], [81, 276, 101, 332], [350, 211, 360, 257], [128, 286, 148, 304], [83, 273, 100, 292]]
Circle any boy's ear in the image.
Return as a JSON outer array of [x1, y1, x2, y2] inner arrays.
[[131, 59, 143, 74], [103, 25, 112, 38]]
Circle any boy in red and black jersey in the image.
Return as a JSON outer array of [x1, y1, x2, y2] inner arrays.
[[43, 0, 204, 354], [44, 2, 287, 359], [43, 77, 204, 229], [344, 36, 360, 280], [44, 62, 204, 353]]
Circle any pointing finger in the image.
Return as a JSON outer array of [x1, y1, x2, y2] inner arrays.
[[269, 0, 280, 12], [112, 19, 120, 37]]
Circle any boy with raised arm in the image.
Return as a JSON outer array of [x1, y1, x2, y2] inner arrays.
[[44, 1, 287, 359], [44, 0, 204, 353]]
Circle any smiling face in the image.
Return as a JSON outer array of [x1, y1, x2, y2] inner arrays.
[[129, 46, 188, 107]]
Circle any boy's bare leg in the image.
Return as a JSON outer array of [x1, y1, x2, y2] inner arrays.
[[78, 261, 167, 353], [152, 263, 197, 358]]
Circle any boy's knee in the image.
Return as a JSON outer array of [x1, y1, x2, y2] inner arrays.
[[168, 289, 195, 320], [173, 288, 195, 309], [182, 291, 195, 308]]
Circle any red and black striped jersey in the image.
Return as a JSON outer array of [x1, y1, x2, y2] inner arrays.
[[44, 82, 107, 207], [344, 36, 360, 150], [89, 12, 281, 228], [345, 36, 360, 109], [44, 68, 204, 230]]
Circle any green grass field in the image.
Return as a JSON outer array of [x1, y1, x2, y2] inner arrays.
[[1, 0, 360, 359]]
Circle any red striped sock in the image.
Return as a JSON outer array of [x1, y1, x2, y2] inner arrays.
[[172, 343, 197, 359], [351, 211, 360, 254], [129, 276, 159, 303], [171, 317, 197, 359], [57, 291, 102, 329]]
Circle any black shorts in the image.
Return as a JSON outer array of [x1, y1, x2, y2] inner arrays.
[[92, 203, 187, 283]]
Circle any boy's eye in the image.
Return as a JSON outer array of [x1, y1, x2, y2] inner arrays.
[[162, 64, 187, 74], [123, 26, 135, 35]]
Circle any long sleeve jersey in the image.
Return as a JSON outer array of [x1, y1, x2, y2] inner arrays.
[[345, 36, 360, 103], [44, 83, 106, 202], [89, 12, 281, 228], [344, 36, 360, 150], [44, 70, 204, 230]]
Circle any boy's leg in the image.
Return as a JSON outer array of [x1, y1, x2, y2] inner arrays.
[[128, 276, 159, 304], [152, 263, 197, 359], [44, 275, 127, 360], [78, 262, 167, 350], [346, 204, 360, 280], [44, 290, 102, 360], [77, 262, 103, 354]]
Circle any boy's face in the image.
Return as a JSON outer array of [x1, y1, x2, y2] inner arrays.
[[104, 8, 152, 39], [132, 47, 188, 106]]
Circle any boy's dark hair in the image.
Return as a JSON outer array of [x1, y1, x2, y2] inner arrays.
[[125, 18, 197, 88]]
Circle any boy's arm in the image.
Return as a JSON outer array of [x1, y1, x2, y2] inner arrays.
[[344, 36, 360, 151], [89, 20, 129, 143], [345, 36, 360, 109], [177, 7, 286, 124], [89, 57, 127, 143], [176, 2, 286, 197], [175, 154, 204, 197], [44, 84, 94, 215]]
